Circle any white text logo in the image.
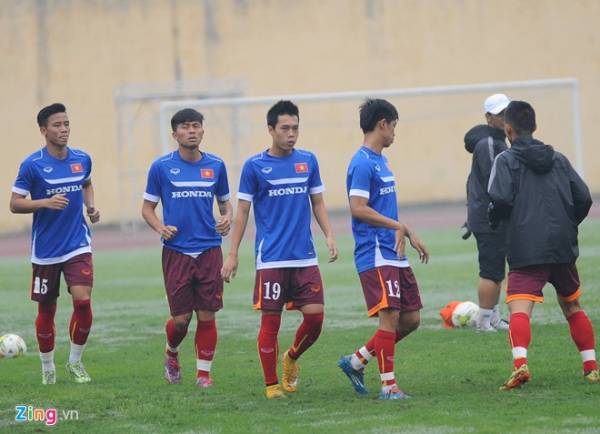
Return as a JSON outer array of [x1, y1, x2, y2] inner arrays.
[[171, 191, 212, 199], [268, 186, 307, 197], [46, 185, 82, 196], [379, 185, 395, 195]]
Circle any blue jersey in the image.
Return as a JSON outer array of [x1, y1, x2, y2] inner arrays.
[[347, 146, 410, 273], [144, 151, 230, 255], [12, 147, 93, 265], [238, 149, 324, 269]]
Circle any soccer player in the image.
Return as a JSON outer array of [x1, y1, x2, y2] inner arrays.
[[338, 98, 429, 400], [463, 94, 510, 332], [142, 108, 232, 387], [10, 103, 99, 385], [488, 101, 598, 390], [221, 100, 338, 399]]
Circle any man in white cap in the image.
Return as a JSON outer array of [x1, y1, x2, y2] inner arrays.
[[462, 93, 510, 331]]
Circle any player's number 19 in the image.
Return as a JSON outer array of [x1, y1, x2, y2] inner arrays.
[[263, 282, 281, 300]]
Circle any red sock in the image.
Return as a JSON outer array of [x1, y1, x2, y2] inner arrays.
[[69, 299, 93, 346], [509, 312, 531, 369], [36, 302, 57, 353], [257, 314, 281, 386], [288, 312, 323, 360], [359, 330, 406, 363], [374, 329, 396, 388], [165, 318, 188, 357], [196, 319, 218, 378], [567, 310, 598, 373], [354, 331, 408, 365]]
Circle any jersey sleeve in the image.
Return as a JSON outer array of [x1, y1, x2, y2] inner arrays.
[[308, 154, 325, 195], [348, 161, 372, 199], [12, 160, 34, 197], [216, 161, 231, 202], [143, 161, 161, 203], [237, 160, 257, 202], [84, 154, 93, 182]]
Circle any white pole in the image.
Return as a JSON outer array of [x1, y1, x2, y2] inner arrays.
[[571, 81, 585, 177], [159, 106, 171, 155], [159, 78, 578, 111]]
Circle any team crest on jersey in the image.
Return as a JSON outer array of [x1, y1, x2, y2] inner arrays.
[[201, 168, 214, 178], [295, 162, 308, 173], [261, 167, 273, 174], [374, 164, 381, 172], [170, 168, 181, 175], [70, 163, 83, 173], [43, 167, 53, 173]]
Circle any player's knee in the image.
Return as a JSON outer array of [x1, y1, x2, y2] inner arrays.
[[560, 299, 581, 318], [402, 317, 420, 334], [173, 316, 192, 332], [304, 312, 324, 334]]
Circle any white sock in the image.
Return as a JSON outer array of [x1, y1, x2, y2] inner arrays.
[[40, 350, 55, 373], [512, 346, 527, 360], [491, 304, 501, 323], [479, 308, 493, 329], [581, 349, 596, 363], [69, 342, 85, 364], [380, 372, 396, 392], [350, 346, 373, 370], [196, 359, 213, 373], [166, 343, 179, 354]]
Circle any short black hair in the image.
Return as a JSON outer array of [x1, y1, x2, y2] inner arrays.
[[504, 101, 536, 136], [37, 103, 66, 127], [359, 98, 398, 133], [171, 108, 204, 131], [267, 100, 299, 128]]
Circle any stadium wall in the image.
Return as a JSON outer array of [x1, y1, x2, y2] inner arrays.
[[1, 0, 599, 233]]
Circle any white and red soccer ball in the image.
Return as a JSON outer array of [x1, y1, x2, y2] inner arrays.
[[0, 334, 27, 358]]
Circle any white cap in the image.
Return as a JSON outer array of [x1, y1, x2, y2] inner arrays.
[[484, 94, 510, 115]]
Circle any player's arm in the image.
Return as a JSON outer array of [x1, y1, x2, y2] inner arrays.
[[215, 199, 233, 236], [309, 193, 338, 262], [82, 180, 100, 223], [221, 199, 251, 282], [141, 199, 178, 240], [349, 196, 429, 263], [9, 192, 69, 214], [564, 158, 592, 225], [474, 139, 495, 187], [487, 155, 514, 228]]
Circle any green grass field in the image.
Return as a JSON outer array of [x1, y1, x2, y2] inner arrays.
[[1, 221, 600, 433]]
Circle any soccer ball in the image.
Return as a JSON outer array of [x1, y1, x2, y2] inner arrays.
[[451, 301, 480, 328], [0, 334, 27, 358]]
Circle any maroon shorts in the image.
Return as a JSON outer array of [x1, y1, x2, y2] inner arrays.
[[506, 263, 581, 304], [31, 253, 94, 303], [359, 266, 423, 317], [162, 246, 224, 316], [253, 266, 324, 311]]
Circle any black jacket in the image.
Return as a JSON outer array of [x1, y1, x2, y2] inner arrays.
[[464, 125, 508, 232], [488, 137, 592, 269]]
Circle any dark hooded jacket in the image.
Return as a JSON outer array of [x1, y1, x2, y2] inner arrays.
[[464, 124, 508, 232], [488, 137, 592, 269]]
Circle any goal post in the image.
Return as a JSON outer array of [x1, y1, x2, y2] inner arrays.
[[154, 78, 582, 215]]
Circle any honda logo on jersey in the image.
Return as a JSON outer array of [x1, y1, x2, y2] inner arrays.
[[201, 168, 214, 178], [295, 163, 308, 173], [70, 163, 83, 173]]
